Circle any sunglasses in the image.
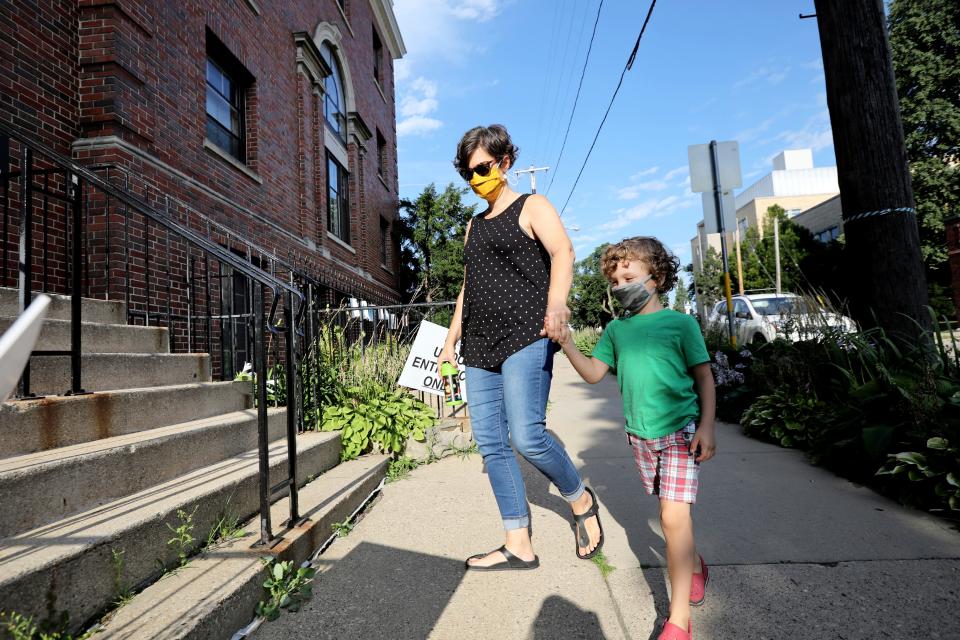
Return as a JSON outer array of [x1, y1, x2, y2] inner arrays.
[[459, 160, 497, 182]]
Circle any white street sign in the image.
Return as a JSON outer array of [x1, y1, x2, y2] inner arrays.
[[397, 320, 468, 400], [701, 189, 737, 235], [688, 141, 742, 193]]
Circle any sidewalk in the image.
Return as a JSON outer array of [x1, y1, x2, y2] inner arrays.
[[255, 357, 960, 640]]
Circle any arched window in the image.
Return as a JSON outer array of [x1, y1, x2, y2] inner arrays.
[[321, 42, 345, 140]]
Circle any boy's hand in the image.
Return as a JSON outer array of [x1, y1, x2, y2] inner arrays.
[[690, 423, 716, 463]]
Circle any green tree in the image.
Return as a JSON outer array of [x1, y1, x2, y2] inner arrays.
[[889, 0, 960, 318], [688, 246, 725, 313], [672, 278, 691, 313], [397, 183, 476, 302], [570, 243, 618, 328], [737, 205, 820, 294]]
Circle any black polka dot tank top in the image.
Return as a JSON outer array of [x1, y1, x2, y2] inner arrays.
[[461, 194, 551, 368]]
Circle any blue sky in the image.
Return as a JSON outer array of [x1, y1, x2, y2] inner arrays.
[[391, 0, 835, 281]]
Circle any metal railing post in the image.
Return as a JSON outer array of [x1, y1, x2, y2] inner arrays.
[[67, 173, 86, 395], [284, 290, 300, 525], [253, 281, 273, 546], [17, 145, 34, 398]]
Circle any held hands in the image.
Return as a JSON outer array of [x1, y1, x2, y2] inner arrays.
[[690, 423, 717, 463], [540, 301, 571, 345]]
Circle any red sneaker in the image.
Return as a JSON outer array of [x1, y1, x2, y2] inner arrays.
[[690, 554, 709, 606], [658, 620, 692, 640]]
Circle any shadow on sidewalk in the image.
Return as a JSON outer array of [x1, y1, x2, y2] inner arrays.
[[254, 541, 464, 640], [531, 594, 607, 639]]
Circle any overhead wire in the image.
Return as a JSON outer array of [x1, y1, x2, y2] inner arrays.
[[546, 0, 604, 195], [530, 3, 564, 165], [558, 0, 657, 216], [540, 2, 581, 167]]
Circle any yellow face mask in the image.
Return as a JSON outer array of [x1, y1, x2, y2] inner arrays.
[[469, 164, 506, 203]]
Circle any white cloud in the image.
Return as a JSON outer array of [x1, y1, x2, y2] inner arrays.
[[632, 166, 660, 178], [617, 181, 669, 200], [663, 166, 688, 182], [734, 65, 792, 89], [450, 0, 503, 21], [775, 109, 834, 153], [598, 195, 684, 232], [397, 77, 443, 137], [735, 117, 776, 145]]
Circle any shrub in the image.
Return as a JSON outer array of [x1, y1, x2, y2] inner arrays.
[[878, 437, 960, 512], [740, 389, 830, 449], [320, 386, 433, 461], [572, 328, 601, 357]]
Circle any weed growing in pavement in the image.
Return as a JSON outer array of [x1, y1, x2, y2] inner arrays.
[[0, 611, 95, 640], [386, 456, 420, 483], [331, 520, 354, 538], [591, 551, 616, 579], [450, 441, 479, 460], [255, 559, 316, 622], [205, 511, 246, 548], [166, 506, 197, 568], [110, 548, 133, 609]]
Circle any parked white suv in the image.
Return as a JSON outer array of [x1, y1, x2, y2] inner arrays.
[[708, 293, 856, 345]]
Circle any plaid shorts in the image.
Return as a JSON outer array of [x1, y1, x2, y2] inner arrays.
[[627, 422, 700, 504]]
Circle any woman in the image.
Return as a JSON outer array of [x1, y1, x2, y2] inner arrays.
[[438, 124, 604, 570]]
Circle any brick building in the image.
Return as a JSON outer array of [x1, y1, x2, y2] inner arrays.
[[0, 0, 406, 308]]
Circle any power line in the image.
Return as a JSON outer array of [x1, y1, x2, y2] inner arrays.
[[531, 3, 564, 164], [543, 0, 592, 169], [546, 0, 604, 195], [558, 0, 657, 216], [540, 2, 582, 166]]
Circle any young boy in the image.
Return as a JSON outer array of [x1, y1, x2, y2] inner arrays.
[[559, 237, 716, 640]]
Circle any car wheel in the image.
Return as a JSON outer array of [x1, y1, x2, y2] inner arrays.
[[753, 333, 767, 345]]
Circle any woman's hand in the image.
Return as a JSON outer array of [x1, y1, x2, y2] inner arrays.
[[437, 342, 458, 370], [541, 301, 571, 343]]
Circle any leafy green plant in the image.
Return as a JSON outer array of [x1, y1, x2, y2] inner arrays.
[[451, 441, 479, 460], [331, 520, 354, 538], [572, 328, 601, 357], [0, 611, 93, 640], [740, 390, 830, 449], [321, 387, 434, 461], [165, 506, 197, 568], [386, 456, 420, 483], [878, 437, 960, 511], [255, 559, 316, 622]]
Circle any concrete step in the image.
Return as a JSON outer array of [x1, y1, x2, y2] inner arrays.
[[25, 353, 212, 396], [0, 286, 126, 324], [0, 431, 342, 635], [0, 381, 254, 458], [0, 316, 170, 354], [97, 455, 389, 640], [0, 408, 289, 538]]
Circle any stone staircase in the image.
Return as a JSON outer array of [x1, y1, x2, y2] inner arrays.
[[0, 288, 388, 638]]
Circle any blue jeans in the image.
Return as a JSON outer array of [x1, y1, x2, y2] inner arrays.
[[466, 338, 586, 530]]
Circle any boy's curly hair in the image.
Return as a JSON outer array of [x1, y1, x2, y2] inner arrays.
[[600, 237, 679, 294]]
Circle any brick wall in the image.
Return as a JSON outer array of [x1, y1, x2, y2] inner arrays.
[[1, 0, 402, 307]]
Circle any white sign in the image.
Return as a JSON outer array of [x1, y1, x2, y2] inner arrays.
[[0, 295, 51, 402], [688, 141, 742, 193], [701, 189, 737, 235], [397, 320, 468, 400]]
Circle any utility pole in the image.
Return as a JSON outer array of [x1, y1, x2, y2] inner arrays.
[[515, 164, 550, 194], [814, 0, 930, 340], [734, 221, 745, 295], [773, 216, 781, 294], [709, 140, 737, 348]]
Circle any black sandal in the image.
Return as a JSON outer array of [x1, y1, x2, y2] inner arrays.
[[572, 487, 605, 560], [464, 545, 540, 571]]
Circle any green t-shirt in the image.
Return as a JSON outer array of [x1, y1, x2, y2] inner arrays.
[[592, 309, 710, 440]]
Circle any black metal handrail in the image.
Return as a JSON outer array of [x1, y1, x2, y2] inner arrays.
[[0, 121, 305, 547]]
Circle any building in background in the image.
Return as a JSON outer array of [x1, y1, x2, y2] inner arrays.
[[792, 195, 844, 243], [690, 148, 839, 273], [0, 0, 405, 307]]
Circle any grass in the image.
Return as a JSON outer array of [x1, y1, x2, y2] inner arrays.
[[590, 550, 616, 579], [386, 456, 420, 483]]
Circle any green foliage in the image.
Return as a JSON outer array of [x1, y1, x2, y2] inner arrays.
[[165, 506, 197, 568], [672, 279, 691, 313], [572, 327, 601, 357], [741, 389, 830, 449], [889, 0, 960, 318], [397, 183, 475, 302], [0, 612, 93, 640], [331, 520, 355, 537], [256, 559, 316, 622], [386, 456, 420, 483], [206, 511, 246, 547], [736, 205, 819, 294], [570, 243, 619, 328], [688, 246, 725, 312], [590, 550, 616, 579], [320, 387, 433, 461], [111, 548, 133, 609], [878, 437, 960, 511]]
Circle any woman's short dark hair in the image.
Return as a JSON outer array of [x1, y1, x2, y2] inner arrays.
[[453, 124, 519, 176]]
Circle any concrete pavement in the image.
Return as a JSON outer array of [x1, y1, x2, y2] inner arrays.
[[254, 357, 960, 639]]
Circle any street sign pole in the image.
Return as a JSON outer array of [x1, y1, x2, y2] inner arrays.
[[709, 140, 737, 348]]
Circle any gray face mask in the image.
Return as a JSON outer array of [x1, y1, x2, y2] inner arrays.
[[611, 275, 654, 315]]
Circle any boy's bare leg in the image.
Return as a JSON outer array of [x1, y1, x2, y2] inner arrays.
[[660, 500, 695, 629]]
